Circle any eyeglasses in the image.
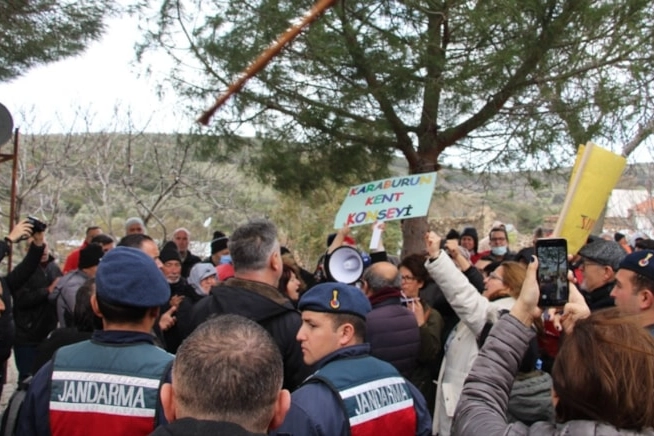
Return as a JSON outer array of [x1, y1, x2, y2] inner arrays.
[[490, 237, 506, 243], [401, 275, 417, 282], [580, 260, 601, 269], [488, 272, 504, 282]]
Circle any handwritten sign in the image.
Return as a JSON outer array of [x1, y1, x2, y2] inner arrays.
[[333, 173, 437, 228]]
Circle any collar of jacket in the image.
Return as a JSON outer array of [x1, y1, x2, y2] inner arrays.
[[223, 277, 289, 306], [315, 343, 371, 370], [368, 286, 402, 306]]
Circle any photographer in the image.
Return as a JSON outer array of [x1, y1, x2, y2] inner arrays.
[[0, 218, 47, 395]]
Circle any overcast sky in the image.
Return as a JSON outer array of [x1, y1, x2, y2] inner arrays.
[[1, 11, 651, 165], [0, 13, 188, 135]]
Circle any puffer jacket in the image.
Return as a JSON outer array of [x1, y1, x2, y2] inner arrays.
[[425, 252, 515, 436], [452, 315, 654, 436], [366, 288, 420, 377]]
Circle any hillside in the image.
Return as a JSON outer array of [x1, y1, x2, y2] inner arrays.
[[0, 132, 650, 266]]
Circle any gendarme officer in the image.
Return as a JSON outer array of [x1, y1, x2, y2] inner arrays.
[[18, 246, 173, 436], [271, 282, 432, 436]]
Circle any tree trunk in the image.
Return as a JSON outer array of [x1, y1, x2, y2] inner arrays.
[[401, 216, 429, 258]]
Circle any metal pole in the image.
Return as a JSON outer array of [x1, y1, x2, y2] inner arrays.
[[7, 128, 19, 272]]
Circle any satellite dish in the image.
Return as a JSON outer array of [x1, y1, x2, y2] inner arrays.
[[0, 103, 14, 146]]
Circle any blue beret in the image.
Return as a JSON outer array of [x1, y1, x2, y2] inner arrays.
[[618, 250, 654, 282], [298, 282, 371, 319], [96, 246, 170, 308]]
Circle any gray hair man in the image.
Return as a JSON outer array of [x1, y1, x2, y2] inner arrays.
[[172, 227, 201, 278], [191, 219, 311, 390]]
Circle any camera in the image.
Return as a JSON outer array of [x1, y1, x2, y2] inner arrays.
[[26, 216, 47, 233]]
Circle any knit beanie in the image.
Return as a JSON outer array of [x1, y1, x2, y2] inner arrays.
[[211, 231, 229, 254], [79, 244, 104, 269], [460, 227, 479, 252], [159, 241, 181, 263]]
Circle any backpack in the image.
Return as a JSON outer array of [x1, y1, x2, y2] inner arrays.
[[0, 376, 32, 436]]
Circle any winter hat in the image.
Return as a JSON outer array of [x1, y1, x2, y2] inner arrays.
[[159, 241, 181, 264], [211, 231, 229, 254], [78, 244, 104, 269], [216, 263, 235, 281], [95, 246, 170, 307], [460, 227, 479, 252], [446, 229, 460, 240], [578, 240, 626, 272]]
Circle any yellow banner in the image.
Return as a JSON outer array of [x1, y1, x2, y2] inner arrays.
[[554, 142, 626, 254]]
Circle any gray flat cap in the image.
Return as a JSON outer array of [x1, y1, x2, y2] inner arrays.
[[578, 240, 626, 271]]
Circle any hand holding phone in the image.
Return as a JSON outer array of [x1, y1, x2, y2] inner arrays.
[[536, 238, 569, 307]]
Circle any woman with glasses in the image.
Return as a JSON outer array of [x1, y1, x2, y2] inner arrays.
[[424, 232, 552, 436], [397, 253, 445, 415]]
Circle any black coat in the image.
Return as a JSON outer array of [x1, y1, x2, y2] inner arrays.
[[0, 241, 46, 362], [191, 277, 312, 391], [150, 419, 267, 436], [583, 281, 616, 311], [180, 251, 202, 278], [13, 256, 62, 345], [162, 278, 197, 354]]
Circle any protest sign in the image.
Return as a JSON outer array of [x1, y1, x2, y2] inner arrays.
[[554, 142, 626, 254], [333, 172, 437, 229]]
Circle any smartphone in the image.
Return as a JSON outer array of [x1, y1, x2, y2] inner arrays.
[[535, 238, 569, 307]]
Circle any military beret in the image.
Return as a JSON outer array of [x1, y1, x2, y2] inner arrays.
[[96, 246, 170, 308], [618, 250, 654, 282], [298, 282, 371, 319], [578, 239, 626, 271]]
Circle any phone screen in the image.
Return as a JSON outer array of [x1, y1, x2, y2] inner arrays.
[[536, 238, 569, 307]]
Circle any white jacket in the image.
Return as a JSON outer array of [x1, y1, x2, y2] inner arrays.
[[425, 252, 515, 436]]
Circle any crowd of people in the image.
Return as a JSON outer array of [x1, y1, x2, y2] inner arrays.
[[0, 216, 653, 435]]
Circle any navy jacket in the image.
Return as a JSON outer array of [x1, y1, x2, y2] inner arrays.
[[270, 344, 432, 436], [17, 330, 171, 436], [366, 291, 420, 377]]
